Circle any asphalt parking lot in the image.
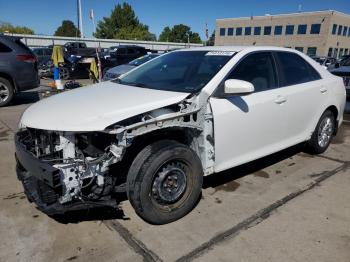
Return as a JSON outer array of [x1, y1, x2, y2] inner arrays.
[[0, 84, 350, 262]]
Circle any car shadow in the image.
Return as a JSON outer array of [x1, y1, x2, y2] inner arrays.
[[203, 143, 304, 189], [10, 91, 40, 106]]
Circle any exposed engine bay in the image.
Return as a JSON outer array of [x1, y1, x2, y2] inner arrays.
[[15, 97, 214, 215]]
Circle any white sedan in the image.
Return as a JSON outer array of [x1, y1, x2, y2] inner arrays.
[[16, 46, 346, 224]]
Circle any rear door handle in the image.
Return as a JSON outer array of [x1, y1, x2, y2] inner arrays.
[[274, 96, 287, 104], [320, 87, 327, 94]]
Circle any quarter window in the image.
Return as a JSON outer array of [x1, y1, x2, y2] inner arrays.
[[297, 24, 307, 34], [245, 27, 251, 35], [274, 25, 283, 35], [332, 24, 337, 35], [227, 28, 234, 36], [274, 52, 321, 87], [236, 27, 242, 36], [220, 28, 226, 36], [285, 25, 294, 35], [264, 26, 272, 35], [227, 52, 277, 92], [254, 27, 261, 35], [310, 24, 321, 34]]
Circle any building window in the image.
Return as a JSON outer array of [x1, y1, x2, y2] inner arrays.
[[328, 47, 333, 57], [310, 24, 321, 34], [264, 26, 272, 35], [286, 25, 294, 35], [332, 24, 337, 35], [274, 25, 282, 35], [337, 25, 343, 35], [343, 26, 348, 36], [345, 49, 349, 55], [339, 48, 344, 56], [254, 26, 261, 35], [334, 48, 338, 58], [236, 27, 242, 36], [219, 28, 226, 36], [307, 47, 317, 56], [295, 47, 304, 53], [245, 27, 252, 35], [297, 24, 307, 34], [227, 28, 234, 36]]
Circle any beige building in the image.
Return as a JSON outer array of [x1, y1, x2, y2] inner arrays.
[[215, 10, 350, 58]]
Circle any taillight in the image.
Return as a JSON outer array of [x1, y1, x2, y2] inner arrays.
[[16, 54, 37, 63]]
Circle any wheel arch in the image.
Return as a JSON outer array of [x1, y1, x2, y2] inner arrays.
[[0, 72, 17, 92], [324, 105, 339, 135]]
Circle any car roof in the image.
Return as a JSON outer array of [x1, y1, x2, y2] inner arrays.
[[178, 46, 305, 53]]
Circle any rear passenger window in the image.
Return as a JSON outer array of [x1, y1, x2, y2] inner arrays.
[[275, 52, 321, 87], [227, 52, 277, 92], [0, 42, 12, 52]]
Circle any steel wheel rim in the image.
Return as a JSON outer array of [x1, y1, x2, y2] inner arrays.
[[318, 116, 333, 148], [151, 161, 187, 204], [0, 82, 10, 103], [59, 68, 69, 80]]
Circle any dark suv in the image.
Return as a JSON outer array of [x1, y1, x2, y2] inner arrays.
[[0, 35, 39, 106], [107, 45, 147, 65]]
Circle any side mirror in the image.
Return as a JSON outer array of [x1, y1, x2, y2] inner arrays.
[[224, 79, 254, 95]]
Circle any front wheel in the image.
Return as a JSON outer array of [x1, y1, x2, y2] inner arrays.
[[126, 140, 203, 224], [306, 110, 335, 154]]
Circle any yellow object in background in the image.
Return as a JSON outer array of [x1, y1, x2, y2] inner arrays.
[[89, 58, 99, 80], [51, 46, 64, 67]]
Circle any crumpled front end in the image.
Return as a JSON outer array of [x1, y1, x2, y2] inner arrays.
[[15, 128, 124, 215]]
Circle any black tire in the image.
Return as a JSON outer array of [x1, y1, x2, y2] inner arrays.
[[0, 77, 14, 107], [126, 140, 203, 224], [306, 110, 335, 154]]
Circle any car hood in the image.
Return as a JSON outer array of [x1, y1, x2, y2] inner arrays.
[[20, 82, 190, 131], [108, 64, 136, 75]]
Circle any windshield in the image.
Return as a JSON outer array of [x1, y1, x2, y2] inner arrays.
[[128, 54, 159, 66], [116, 51, 234, 93], [342, 58, 350, 66]]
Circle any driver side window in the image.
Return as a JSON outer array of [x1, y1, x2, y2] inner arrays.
[[227, 52, 277, 92]]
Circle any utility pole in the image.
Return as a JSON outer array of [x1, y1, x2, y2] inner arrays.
[[77, 0, 84, 38]]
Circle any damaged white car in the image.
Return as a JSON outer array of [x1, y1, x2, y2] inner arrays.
[[15, 47, 346, 224]]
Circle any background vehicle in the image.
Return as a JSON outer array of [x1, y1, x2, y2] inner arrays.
[[15, 47, 346, 224], [107, 45, 147, 65], [0, 35, 39, 106], [64, 42, 96, 56], [103, 54, 159, 81], [312, 56, 337, 69], [32, 47, 52, 66], [329, 58, 350, 100]]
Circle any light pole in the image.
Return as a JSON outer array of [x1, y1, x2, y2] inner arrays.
[[77, 0, 84, 38]]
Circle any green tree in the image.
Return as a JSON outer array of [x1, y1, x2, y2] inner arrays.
[[0, 22, 34, 34], [95, 2, 155, 41], [54, 20, 80, 37], [158, 24, 202, 43]]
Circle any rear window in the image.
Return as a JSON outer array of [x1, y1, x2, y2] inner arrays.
[[275, 52, 321, 87], [0, 42, 12, 52]]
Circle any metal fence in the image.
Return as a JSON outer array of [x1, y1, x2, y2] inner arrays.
[[4, 33, 203, 51]]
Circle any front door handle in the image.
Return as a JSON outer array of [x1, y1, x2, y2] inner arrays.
[[274, 96, 287, 105], [320, 87, 327, 94]]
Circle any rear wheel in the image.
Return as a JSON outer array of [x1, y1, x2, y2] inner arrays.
[[0, 77, 14, 107], [126, 140, 203, 224], [306, 110, 335, 154]]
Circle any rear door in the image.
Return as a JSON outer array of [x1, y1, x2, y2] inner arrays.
[[272, 51, 326, 142], [210, 51, 290, 172]]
